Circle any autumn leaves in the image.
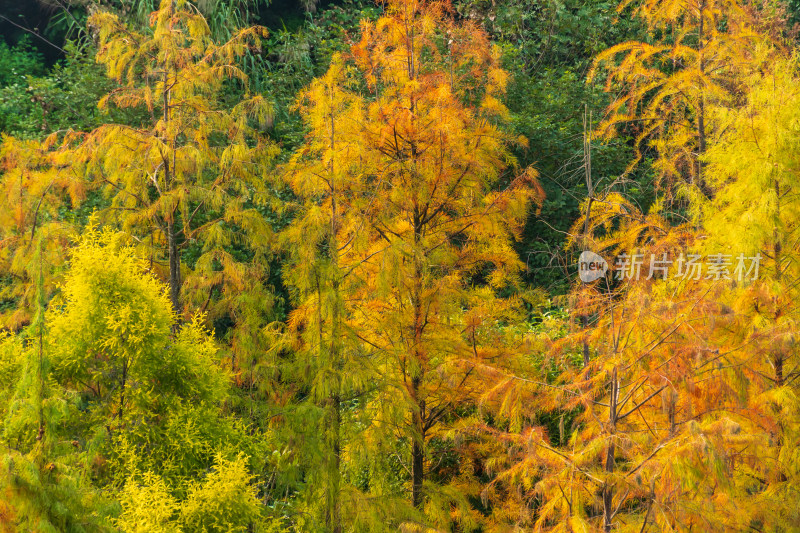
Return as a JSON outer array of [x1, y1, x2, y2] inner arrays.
[[283, 0, 541, 528], [529, 1, 800, 531], [0, 0, 798, 531]]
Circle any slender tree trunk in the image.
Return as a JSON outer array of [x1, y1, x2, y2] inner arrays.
[[696, 0, 708, 193], [118, 358, 128, 428], [162, 64, 181, 317], [36, 323, 45, 441], [402, 13, 427, 510], [773, 178, 784, 388], [603, 366, 618, 533], [411, 440, 425, 508], [774, 180, 782, 283], [409, 216, 427, 509], [326, 394, 342, 533], [324, 104, 343, 533], [769, 176, 788, 485], [581, 107, 594, 369], [582, 315, 590, 366], [411, 377, 425, 509], [168, 219, 181, 315], [668, 390, 676, 438], [36, 243, 45, 442], [325, 279, 342, 533]]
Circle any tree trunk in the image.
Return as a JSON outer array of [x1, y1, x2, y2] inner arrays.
[[696, 0, 708, 194], [410, 222, 427, 509], [581, 106, 593, 369], [603, 366, 618, 533], [582, 314, 590, 367], [162, 62, 181, 318], [324, 106, 343, 533], [411, 377, 425, 508], [773, 178, 784, 389], [36, 243, 45, 442], [326, 394, 342, 533], [168, 219, 181, 315]]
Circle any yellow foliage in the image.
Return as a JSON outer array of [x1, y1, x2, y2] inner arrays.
[[590, 0, 764, 196], [116, 472, 182, 533]]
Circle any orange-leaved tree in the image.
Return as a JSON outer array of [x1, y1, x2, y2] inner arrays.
[[481, 48, 800, 527], [0, 133, 85, 330], [481, 196, 773, 531], [342, 0, 541, 526], [283, 0, 542, 529]]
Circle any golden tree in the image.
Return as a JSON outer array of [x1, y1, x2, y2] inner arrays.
[[590, 0, 761, 197], [0, 133, 84, 330], [698, 50, 800, 527], [73, 0, 276, 320], [348, 0, 540, 523], [282, 56, 369, 532], [283, 0, 541, 528], [482, 48, 800, 532]]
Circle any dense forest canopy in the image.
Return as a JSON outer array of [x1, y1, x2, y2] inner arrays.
[[0, 0, 799, 531]]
